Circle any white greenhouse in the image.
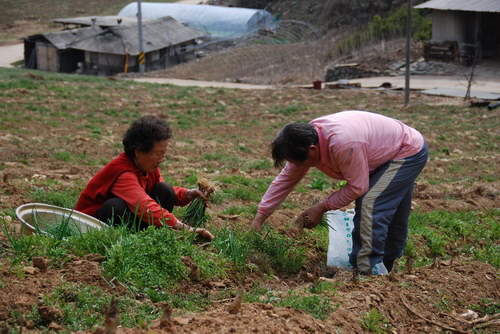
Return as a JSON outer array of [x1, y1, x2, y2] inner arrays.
[[118, 2, 274, 37]]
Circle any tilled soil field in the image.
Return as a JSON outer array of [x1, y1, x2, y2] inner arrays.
[[0, 69, 499, 333]]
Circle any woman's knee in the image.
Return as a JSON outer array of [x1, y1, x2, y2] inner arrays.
[[150, 182, 176, 211], [95, 197, 129, 224]]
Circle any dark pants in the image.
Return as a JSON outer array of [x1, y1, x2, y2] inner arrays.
[[94, 182, 176, 230], [349, 142, 428, 273]]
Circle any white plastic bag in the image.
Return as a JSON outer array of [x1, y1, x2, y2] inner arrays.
[[326, 210, 388, 275]]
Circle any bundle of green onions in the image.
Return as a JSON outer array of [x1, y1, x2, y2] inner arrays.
[[182, 177, 216, 228]]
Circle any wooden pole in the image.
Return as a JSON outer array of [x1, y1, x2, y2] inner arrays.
[[404, 0, 412, 105], [137, 0, 145, 73]]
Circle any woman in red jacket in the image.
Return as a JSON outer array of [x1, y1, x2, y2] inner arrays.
[[75, 115, 213, 239]]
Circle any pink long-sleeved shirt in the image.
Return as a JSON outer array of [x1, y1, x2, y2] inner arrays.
[[257, 111, 424, 217]]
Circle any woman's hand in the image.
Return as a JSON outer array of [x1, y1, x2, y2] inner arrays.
[[300, 203, 327, 229], [194, 228, 214, 240], [186, 189, 207, 204], [173, 219, 214, 240], [251, 212, 267, 231]]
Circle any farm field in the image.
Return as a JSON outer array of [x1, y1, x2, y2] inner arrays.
[[0, 67, 499, 333]]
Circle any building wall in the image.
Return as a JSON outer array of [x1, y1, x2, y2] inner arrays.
[[85, 52, 126, 75], [431, 11, 479, 44], [36, 42, 58, 72]]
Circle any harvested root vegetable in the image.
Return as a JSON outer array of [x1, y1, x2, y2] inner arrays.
[[182, 177, 217, 228]]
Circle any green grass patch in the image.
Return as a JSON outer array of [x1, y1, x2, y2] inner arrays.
[[407, 209, 499, 267]]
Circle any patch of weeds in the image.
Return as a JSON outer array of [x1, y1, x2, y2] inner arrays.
[[309, 178, 327, 190], [0, 220, 35, 263], [482, 175, 497, 182], [252, 228, 306, 273], [280, 292, 334, 320], [447, 163, 462, 173], [308, 170, 331, 190], [334, 180, 347, 189], [212, 226, 252, 269], [269, 104, 305, 115], [246, 158, 273, 170], [67, 225, 125, 257], [29, 186, 81, 208], [172, 109, 202, 129], [249, 286, 334, 319], [434, 290, 451, 312], [470, 298, 500, 315], [475, 243, 500, 267], [182, 173, 199, 188], [409, 210, 499, 268], [25, 102, 50, 113], [212, 226, 305, 274], [308, 281, 337, 295], [237, 144, 251, 153], [425, 233, 446, 259], [53, 151, 72, 162], [360, 308, 392, 333], [146, 290, 212, 311], [281, 200, 297, 209], [221, 204, 257, 217], [217, 175, 271, 202], [37, 283, 160, 331], [306, 223, 330, 253], [201, 152, 232, 161], [103, 227, 188, 292]]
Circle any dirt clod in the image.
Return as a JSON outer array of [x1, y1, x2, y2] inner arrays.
[[32, 256, 48, 272]]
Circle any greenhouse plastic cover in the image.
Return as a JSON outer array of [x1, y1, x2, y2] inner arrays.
[[118, 2, 274, 37]]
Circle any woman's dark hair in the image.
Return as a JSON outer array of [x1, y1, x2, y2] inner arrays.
[[271, 122, 318, 168], [123, 115, 172, 158]]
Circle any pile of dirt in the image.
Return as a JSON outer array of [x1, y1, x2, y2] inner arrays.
[[143, 303, 330, 334]]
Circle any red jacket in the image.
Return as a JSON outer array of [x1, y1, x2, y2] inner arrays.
[[75, 153, 187, 227]]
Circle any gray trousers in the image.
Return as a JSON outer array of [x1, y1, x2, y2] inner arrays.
[[349, 142, 428, 273]]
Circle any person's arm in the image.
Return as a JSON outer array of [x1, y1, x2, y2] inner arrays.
[[111, 172, 180, 228], [300, 142, 370, 229], [252, 162, 309, 230], [112, 173, 213, 239]]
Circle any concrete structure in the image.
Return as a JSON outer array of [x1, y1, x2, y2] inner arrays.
[[416, 0, 500, 62], [24, 16, 205, 75]]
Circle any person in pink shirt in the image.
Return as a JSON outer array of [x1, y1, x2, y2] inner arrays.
[[252, 110, 428, 274], [75, 115, 213, 240]]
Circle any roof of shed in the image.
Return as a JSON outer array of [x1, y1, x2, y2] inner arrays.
[[415, 0, 500, 12], [30, 16, 205, 55], [51, 16, 140, 27], [40, 26, 103, 50]]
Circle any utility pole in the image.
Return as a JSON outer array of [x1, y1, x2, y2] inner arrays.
[[137, 0, 145, 73], [404, 0, 412, 105]]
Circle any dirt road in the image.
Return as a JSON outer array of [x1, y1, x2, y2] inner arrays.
[[348, 75, 500, 99], [0, 43, 23, 68]]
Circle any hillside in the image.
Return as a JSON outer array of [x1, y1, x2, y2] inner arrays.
[[211, 0, 414, 30]]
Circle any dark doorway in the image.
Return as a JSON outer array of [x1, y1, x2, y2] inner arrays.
[[58, 49, 85, 73], [480, 13, 500, 58]]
